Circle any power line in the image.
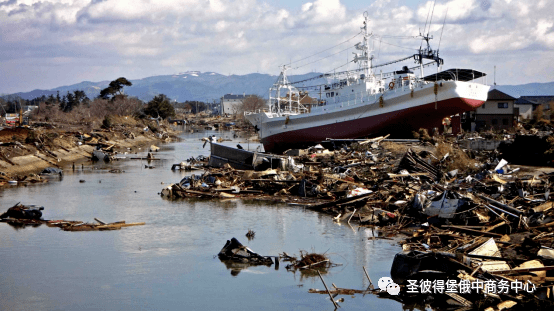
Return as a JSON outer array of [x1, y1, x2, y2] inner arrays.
[[376, 35, 419, 39], [293, 43, 359, 70], [376, 39, 419, 51], [288, 31, 362, 66]]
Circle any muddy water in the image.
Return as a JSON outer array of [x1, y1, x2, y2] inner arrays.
[[0, 130, 403, 311]]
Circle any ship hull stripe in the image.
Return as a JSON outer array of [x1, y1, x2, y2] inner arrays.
[[261, 97, 483, 152]]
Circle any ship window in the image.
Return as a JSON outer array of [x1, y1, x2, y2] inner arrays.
[[331, 92, 334, 97], [498, 102, 508, 108], [481, 104, 486, 109]]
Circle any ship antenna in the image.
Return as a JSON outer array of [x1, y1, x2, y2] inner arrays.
[[421, 0, 434, 50], [427, 0, 437, 36], [437, 8, 448, 61]]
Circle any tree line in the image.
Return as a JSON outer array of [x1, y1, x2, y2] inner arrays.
[[1, 77, 249, 122], [0, 90, 89, 115], [0, 77, 195, 120]]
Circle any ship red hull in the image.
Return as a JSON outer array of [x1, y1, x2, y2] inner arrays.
[[262, 97, 483, 153]]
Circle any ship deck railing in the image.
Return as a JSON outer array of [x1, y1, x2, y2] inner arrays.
[[311, 79, 440, 112], [244, 109, 270, 115], [244, 79, 445, 118]]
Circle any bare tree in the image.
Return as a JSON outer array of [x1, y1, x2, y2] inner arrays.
[[239, 95, 266, 114], [533, 104, 545, 122], [0, 97, 7, 116]]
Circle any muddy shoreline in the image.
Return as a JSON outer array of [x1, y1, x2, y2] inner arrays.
[[0, 114, 257, 184], [0, 122, 180, 184], [1, 134, 164, 176]]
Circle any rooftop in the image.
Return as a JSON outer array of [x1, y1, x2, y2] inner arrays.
[[222, 94, 255, 100], [515, 97, 539, 105], [518, 96, 554, 105], [487, 89, 516, 101]]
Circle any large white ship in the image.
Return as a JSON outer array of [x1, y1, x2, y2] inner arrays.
[[244, 12, 490, 153]]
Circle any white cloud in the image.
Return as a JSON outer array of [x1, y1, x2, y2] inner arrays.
[[535, 19, 554, 48], [0, 0, 553, 94], [469, 34, 531, 53], [417, 0, 479, 23], [390, 6, 413, 21]]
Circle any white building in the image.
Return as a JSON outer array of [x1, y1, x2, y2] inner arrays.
[[514, 96, 554, 120], [220, 94, 248, 115]]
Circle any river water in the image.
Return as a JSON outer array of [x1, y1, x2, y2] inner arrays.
[[0, 130, 404, 311]]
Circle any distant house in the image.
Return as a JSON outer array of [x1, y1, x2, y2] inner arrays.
[[514, 96, 554, 120], [174, 107, 191, 114], [22, 105, 38, 116], [220, 93, 267, 116], [470, 89, 518, 131], [298, 91, 319, 107], [515, 97, 539, 120], [220, 94, 247, 115]]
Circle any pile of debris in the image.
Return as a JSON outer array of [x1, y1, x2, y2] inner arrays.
[[0, 204, 144, 231], [46, 219, 145, 231], [0, 203, 45, 227], [280, 250, 336, 272], [0, 172, 48, 186], [164, 133, 554, 309], [170, 155, 208, 171]]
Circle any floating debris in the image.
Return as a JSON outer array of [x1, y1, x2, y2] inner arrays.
[[0, 203, 44, 220], [245, 229, 255, 240], [159, 131, 554, 309], [47, 220, 145, 231], [1, 204, 145, 232], [218, 237, 273, 265]]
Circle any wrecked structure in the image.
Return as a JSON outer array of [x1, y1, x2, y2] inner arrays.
[[162, 131, 554, 309]]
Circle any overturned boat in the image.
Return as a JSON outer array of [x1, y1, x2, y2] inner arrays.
[[208, 142, 285, 171], [244, 12, 489, 153]]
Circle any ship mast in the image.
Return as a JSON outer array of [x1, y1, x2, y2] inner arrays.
[[415, 33, 444, 77], [352, 11, 373, 79], [269, 65, 300, 115]]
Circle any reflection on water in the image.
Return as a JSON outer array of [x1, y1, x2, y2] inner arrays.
[[0, 129, 404, 311], [220, 259, 274, 277], [3, 221, 43, 230]]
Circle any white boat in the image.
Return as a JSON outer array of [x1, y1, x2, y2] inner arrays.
[[244, 12, 490, 153]]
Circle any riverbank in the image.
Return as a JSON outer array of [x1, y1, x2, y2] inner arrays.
[[0, 119, 180, 183]]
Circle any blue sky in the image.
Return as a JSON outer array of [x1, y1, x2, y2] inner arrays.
[[0, 0, 553, 94]]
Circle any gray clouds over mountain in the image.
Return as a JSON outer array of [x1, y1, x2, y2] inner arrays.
[[1, 0, 553, 94]]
